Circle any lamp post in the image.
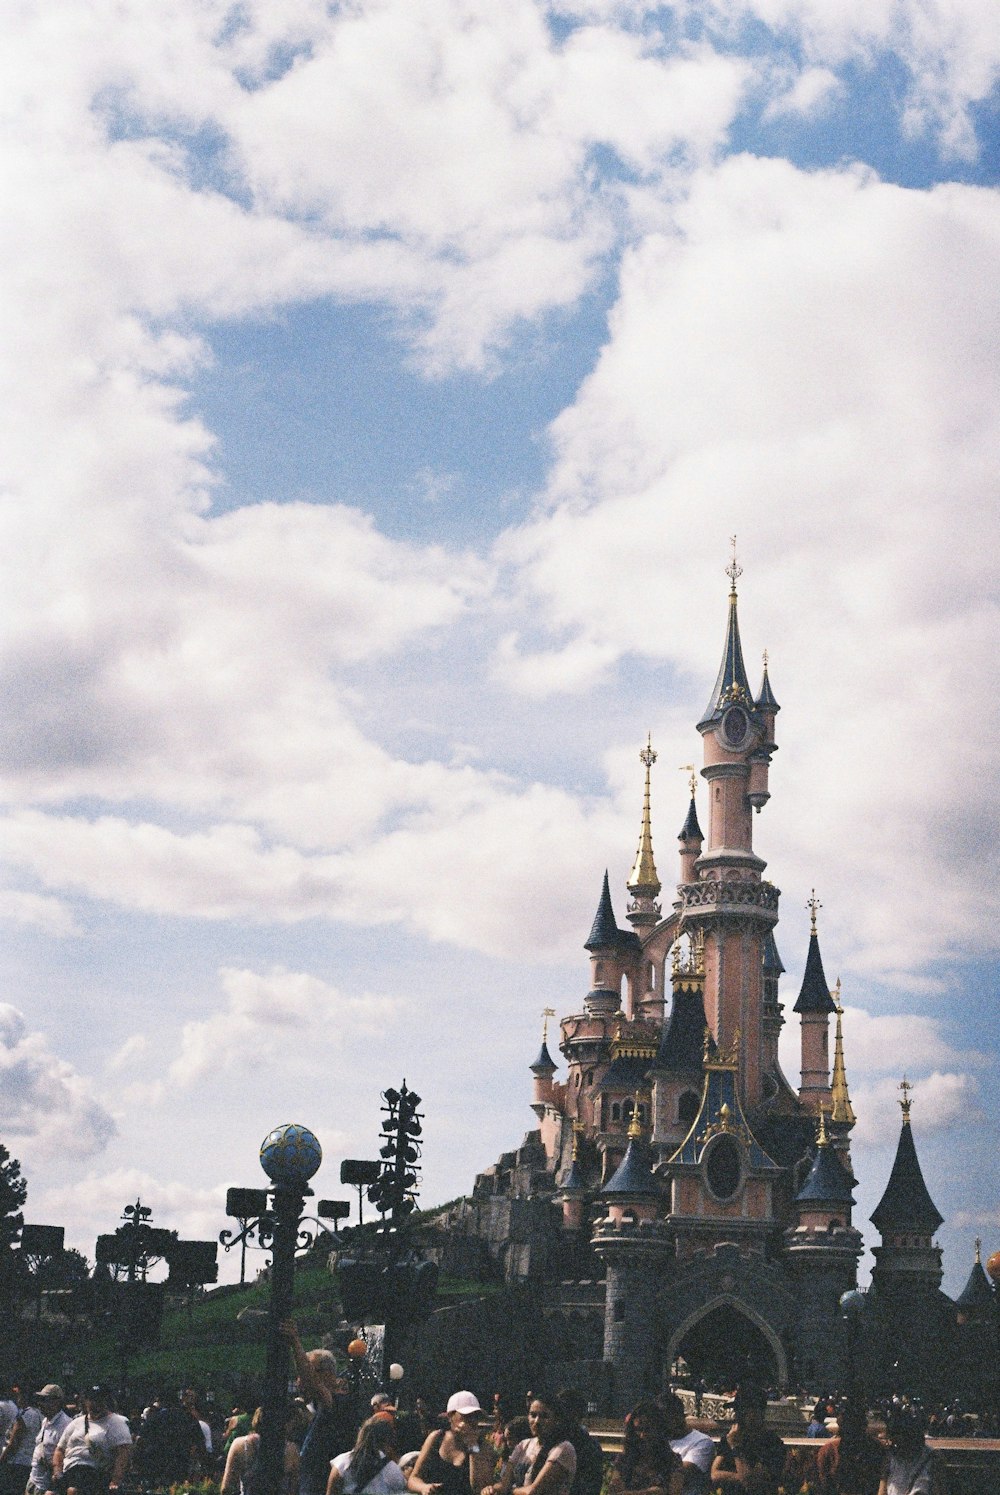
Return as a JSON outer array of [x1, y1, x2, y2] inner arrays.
[[388, 1361, 404, 1410], [839, 1289, 869, 1410], [221, 1124, 325, 1495]]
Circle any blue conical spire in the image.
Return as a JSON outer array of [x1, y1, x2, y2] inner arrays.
[[698, 553, 754, 728], [585, 870, 621, 951], [870, 1098, 943, 1235]]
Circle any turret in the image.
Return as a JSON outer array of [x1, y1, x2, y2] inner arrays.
[[677, 769, 703, 884], [793, 894, 836, 1111], [955, 1239, 994, 1323], [557, 1122, 588, 1231], [871, 1079, 944, 1295], [584, 871, 626, 1015], [748, 652, 779, 810], [530, 1008, 558, 1117], [828, 980, 856, 1163], [626, 736, 662, 931], [650, 935, 709, 1148]]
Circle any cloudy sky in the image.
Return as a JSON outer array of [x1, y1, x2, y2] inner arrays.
[[1, 0, 998, 1298]]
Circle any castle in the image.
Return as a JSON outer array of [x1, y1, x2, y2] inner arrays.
[[447, 554, 991, 1412]]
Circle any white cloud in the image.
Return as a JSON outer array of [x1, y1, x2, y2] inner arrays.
[[496, 155, 1000, 981], [850, 1071, 982, 1145], [168, 966, 404, 1087], [0, 890, 80, 937], [28, 1169, 227, 1266], [763, 66, 842, 120], [0, 1005, 117, 1162]]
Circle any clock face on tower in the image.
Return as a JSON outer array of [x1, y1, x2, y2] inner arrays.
[[721, 705, 749, 749]]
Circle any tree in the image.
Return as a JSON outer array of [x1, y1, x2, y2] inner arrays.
[[0, 1143, 27, 1304]]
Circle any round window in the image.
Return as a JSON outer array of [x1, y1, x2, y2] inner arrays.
[[706, 1136, 742, 1200]]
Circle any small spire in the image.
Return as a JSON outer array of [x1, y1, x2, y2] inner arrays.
[[755, 649, 781, 712], [871, 1094, 944, 1234], [975, 1236, 982, 1265], [793, 908, 837, 1015], [816, 1109, 829, 1146], [585, 870, 621, 951], [627, 1094, 643, 1140], [830, 982, 855, 1127], [678, 765, 703, 843], [807, 889, 822, 935], [698, 545, 754, 727], [899, 1075, 913, 1123], [627, 734, 661, 898]]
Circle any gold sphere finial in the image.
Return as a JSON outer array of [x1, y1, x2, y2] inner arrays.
[[807, 889, 822, 935], [726, 535, 742, 596]]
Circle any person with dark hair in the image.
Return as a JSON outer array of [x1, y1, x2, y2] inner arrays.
[[709, 1386, 785, 1495], [327, 1415, 408, 1495], [607, 1403, 682, 1495], [815, 1399, 884, 1495], [0, 1385, 43, 1495], [482, 1396, 576, 1495], [876, 1409, 939, 1495], [554, 1393, 602, 1495], [134, 1389, 203, 1485], [48, 1387, 132, 1495], [658, 1395, 713, 1494], [408, 1393, 491, 1495]]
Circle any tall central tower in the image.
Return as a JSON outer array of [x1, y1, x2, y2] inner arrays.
[[680, 543, 780, 1109]]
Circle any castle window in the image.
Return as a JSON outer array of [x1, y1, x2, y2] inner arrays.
[[647, 962, 655, 989], [575, 1071, 582, 1088], [611, 1102, 621, 1123], [678, 1091, 699, 1126], [705, 1136, 742, 1201], [594, 962, 604, 984], [586, 1069, 594, 1086], [638, 1103, 648, 1125]]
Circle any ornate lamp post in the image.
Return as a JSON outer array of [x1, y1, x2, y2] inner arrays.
[[221, 1124, 325, 1495], [839, 1288, 870, 1409]]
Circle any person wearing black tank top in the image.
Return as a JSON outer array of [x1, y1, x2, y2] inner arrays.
[[408, 1393, 490, 1495]]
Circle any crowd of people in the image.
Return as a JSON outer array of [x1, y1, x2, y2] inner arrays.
[[0, 1353, 958, 1495]]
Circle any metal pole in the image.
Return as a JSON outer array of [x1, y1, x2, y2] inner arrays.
[[258, 1185, 302, 1495]]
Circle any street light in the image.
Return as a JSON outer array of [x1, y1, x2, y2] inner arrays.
[[221, 1124, 325, 1495], [839, 1289, 870, 1409]]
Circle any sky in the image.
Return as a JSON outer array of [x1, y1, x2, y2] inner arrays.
[[0, 0, 998, 1303]]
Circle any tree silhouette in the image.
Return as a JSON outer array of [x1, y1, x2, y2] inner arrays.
[[0, 1144, 27, 1304]]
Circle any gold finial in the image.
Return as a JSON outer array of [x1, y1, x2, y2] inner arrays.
[[628, 734, 661, 898], [627, 1095, 643, 1140], [830, 981, 855, 1126], [898, 1075, 913, 1123], [542, 1007, 556, 1043], [816, 1109, 829, 1146], [807, 889, 822, 935], [680, 762, 698, 799], [572, 1119, 583, 1161], [726, 535, 742, 597], [975, 1237, 982, 1265], [672, 940, 682, 974]]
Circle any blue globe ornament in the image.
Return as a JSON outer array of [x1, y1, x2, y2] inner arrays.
[[259, 1123, 322, 1187]]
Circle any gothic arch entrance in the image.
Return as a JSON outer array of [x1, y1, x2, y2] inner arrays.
[[666, 1296, 787, 1389]]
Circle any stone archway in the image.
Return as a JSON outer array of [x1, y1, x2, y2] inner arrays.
[[666, 1294, 788, 1389]]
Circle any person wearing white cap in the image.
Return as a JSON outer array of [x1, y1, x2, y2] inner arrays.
[[407, 1394, 490, 1495], [26, 1390, 70, 1495]]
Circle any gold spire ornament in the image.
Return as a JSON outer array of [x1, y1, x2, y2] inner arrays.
[[680, 763, 698, 799], [829, 980, 856, 1127], [627, 1095, 643, 1139], [816, 1109, 830, 1146], [628, 734, 661, 898], [807, 889, 822, 935], [898, 1075, 913, 1123]]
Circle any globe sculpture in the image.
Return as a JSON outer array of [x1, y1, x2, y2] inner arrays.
[[259, 1123, 323, 1187]]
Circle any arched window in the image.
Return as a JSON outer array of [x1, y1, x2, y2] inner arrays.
[[611, 1102, 621, 1123], [638, 1103, 648, 1125], [647, 962, 655, 990], [586, 1069, 594, 1086], [705, 1136, 742, 1201], [594, 962, 604, 984], [678, 1091, 699, 1126]]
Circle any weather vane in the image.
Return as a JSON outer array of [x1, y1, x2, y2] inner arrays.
[[807, 889, 822, 935], [680, 763, 697, 798], [542, 1006, 555, 1042], [898, 1075, 913, 1121], [726, 535, 742, 595]]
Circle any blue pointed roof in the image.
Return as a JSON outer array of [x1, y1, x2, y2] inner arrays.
[[679, 795, 703, 843], [793, 931, 837, 1014], [795, 1142, 855, 1206], [602, 1134, 658, 1196], [654, 987, 710, 1071], [669, 1060, 780, 1171], [585, 870, 620, 950], [762, 930, 785, 976], [530, 1039, 557, 1074], [870, 1117, 944, 1234], [956, 1255, 993, 1310], [698, 590, 755, 728], [755, 662, 780, 712]]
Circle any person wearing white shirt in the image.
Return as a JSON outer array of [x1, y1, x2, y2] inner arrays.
[[27, 1387, 71, 1495]]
